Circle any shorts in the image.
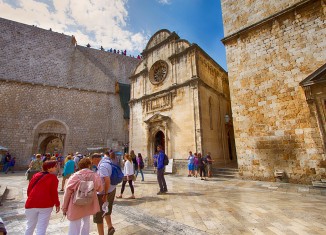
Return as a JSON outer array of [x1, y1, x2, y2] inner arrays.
[[194, 165, 198, 171], [207, 164, 212, 171], [93, 188, 116, 224], [188, 164, 194, 171]]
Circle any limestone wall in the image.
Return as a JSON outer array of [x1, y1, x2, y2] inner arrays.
[[131, 41, 195, 100], [129, 85, 197, 160], [199, 85, 230, 166], [0, 81, 123, 166], [222, 0, 326, 183], [0, 18, 137, 92], [221, 0, 303, 36], [0, 17, 138, 167]]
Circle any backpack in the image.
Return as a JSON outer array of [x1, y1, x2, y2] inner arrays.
[[139, 156, 144, 169], [109, 162, 124, 185], [132, 157, 138, 167], [73, 174, 95, 206], [164, 154, 169, 166]]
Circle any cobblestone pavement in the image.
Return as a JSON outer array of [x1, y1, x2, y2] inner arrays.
[[1, 172, 326, 235]]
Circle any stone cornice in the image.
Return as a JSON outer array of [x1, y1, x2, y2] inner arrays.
[[129, 76, 229, 105], [129, 68, 148, 80], [0, 77, 115, 95], [198, 79, 229, 101], [168, 44, 227, 74], [129, 78, 198, 105], [221, 0, 316, 44]]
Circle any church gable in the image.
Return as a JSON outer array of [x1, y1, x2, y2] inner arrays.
[[145, 29, 178, 51]]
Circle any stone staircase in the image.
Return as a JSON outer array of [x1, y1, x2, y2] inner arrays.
[[213, 168, 239, 179], [142, 167, 156, 174], [312, 179, 326, 188]]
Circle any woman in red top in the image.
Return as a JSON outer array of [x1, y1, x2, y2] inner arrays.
[[25, 160, 60, 235]]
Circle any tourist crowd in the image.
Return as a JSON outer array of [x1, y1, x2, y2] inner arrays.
[[21, 146, 164, 235], [2, 147, 214, 234]]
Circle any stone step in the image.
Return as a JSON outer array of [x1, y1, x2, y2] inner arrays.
[[321, 179, 326, 183], [213, 168, 239, 179], [214, 173, 239, 178], [213, 168, 239, 173], [312, 181, 326, 188]]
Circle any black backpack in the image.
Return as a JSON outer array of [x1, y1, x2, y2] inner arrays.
[[163, 154, 169, 166], [139, 156, 144, 169]]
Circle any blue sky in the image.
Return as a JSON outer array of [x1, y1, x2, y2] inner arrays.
[[0, 0, 227, 70]]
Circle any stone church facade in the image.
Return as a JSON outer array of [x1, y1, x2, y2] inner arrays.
[[0, 17, 138, 167], [221, 0, 326, 183], [129, 30, 235, 173]]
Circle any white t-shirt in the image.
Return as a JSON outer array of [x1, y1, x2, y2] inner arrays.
[[123, 160, 134, 176], [97, 157, 116, 194]]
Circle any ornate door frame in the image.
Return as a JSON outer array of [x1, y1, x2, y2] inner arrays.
[[145, 114, 170, 166]]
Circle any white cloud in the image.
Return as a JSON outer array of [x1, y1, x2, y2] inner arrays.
[[0, 0, 148, 55], [158, 0, 171, 5]]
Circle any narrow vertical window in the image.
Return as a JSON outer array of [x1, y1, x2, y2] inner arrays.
[[209, 97, 213, 130]]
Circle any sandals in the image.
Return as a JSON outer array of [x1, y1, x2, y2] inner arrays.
[[116, 195, 122, 198], [108, 226, 115, 235], [128, 195, 135, 199]]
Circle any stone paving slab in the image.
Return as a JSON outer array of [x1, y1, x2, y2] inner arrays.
[[0, 172, 326, 234]]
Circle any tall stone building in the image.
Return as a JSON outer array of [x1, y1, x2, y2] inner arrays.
[[129, 29, 235, 173], [0, 17, 139, 167], [221, 0, 326, 183]]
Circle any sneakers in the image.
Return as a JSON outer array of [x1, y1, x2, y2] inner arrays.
[[108, 226, 115, 235], [157, 191, 166, 195]]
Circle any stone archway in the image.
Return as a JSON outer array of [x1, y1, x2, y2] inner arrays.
[[32, 119, 68, 155], [154, 131, 165, 152], [145, 114, 170, 167], [39, 135, 64, 155]]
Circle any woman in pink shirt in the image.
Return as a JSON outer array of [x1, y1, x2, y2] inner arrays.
[[62, 158, 103, 235]]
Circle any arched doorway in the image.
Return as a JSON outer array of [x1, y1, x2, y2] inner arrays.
[[32, 119, 68, 156], [154, 131, 165, 152], [39, 135, 64, 155]]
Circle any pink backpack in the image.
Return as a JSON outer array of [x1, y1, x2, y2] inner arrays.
[[72, 174, 95, 206]]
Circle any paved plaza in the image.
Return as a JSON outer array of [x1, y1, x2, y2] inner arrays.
[[1, 172, 326, 235]]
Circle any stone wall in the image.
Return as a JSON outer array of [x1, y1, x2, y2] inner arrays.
[[221, 0, 326, 183], [0, 17, 138, 167], [221, 0, 303, 36]]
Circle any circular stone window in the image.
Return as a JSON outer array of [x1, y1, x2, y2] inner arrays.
[[149, 60, 168, 84]]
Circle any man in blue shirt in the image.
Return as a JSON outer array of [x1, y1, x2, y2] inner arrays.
[[156, 145, 168, 194], [92, 153, 116, 235]]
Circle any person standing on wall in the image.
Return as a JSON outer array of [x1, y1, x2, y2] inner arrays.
[[156, 145, 168, 195]]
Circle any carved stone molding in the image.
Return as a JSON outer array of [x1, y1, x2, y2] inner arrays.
[[143, 91, 176, 113]]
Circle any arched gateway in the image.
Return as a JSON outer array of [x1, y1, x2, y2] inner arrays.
[[32, 119, 68, 155]]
